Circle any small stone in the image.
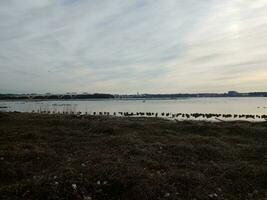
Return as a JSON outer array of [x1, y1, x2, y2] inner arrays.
[[208, 193, 218, 198], [97, 181, 101, 185], [84, 196, 92, 200], [81, 163, 86, 167], [103, 181, 108, 185], [164, 193, 170, 198], [72, 184, 77, 190], [55, 181, 59, 185]]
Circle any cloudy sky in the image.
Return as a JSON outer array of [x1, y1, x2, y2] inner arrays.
[[0, 0, 267, 94]]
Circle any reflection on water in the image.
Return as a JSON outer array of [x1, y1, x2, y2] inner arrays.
[[0, 97, 267, 121]]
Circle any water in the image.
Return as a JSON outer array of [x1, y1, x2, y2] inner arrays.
[[0, 97, 267, 120]]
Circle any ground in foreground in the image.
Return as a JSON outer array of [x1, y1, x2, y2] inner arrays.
[[0, 113, 267, 200]]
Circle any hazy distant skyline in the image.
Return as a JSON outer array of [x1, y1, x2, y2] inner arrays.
[[1, 0, 267, 94]]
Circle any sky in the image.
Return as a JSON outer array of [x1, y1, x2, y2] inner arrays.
[[0, 0, 267, 94]]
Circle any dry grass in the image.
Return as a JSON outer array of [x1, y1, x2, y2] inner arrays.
[[0, 112, 267, 200]]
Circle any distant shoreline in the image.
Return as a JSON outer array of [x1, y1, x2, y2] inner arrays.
[[1, 96, 267, 101], [1, 91, 267, 100]]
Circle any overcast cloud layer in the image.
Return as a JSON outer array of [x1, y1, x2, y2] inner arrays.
[[0, 0, 267, 94]]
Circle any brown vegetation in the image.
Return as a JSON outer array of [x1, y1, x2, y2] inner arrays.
[[0, 112, 267, 200]]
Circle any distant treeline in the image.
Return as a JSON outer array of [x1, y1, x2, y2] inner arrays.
[[0, 92, 267, 100], [0, 93, 114, 100], [130, 92, 267, 98]]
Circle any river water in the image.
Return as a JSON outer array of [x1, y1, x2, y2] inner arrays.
[[1, 97, 267, 118], [0, 97, 267, 114]]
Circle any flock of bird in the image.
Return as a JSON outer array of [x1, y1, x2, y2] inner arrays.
[[32, 110, 267, 121]]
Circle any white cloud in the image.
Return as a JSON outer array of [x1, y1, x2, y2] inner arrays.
[[0, 0, 267, 93]]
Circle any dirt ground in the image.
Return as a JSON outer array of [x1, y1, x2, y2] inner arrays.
[[0, 112, 266, 200]]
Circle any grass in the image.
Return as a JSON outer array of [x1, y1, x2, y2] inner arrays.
[[0, 112, 267, 200]]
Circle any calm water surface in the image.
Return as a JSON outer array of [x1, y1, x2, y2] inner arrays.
[[1, 98, 267, 116]]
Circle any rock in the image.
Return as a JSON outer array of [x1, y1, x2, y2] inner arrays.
[[72, 184, 77, 190], [164, 193, 170, 198], [208, 193, 218, 198], [97, 181, 101, 185], [81, 163, 86, 167]]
